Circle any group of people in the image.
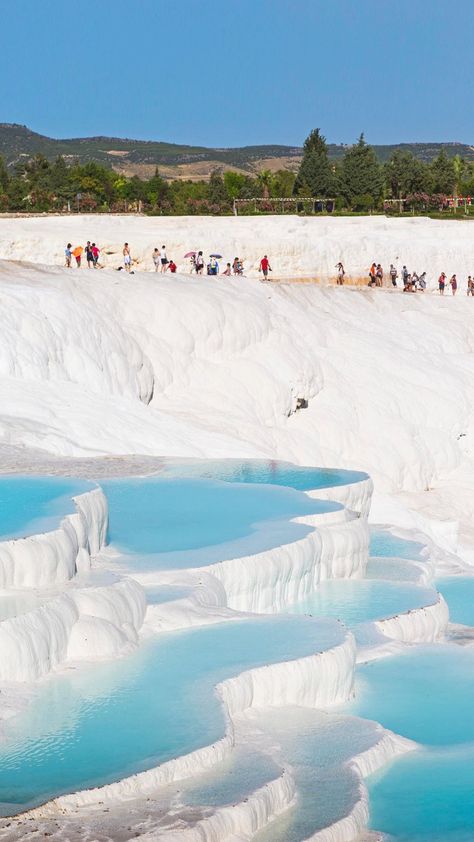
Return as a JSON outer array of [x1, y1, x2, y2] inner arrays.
[[366, 262, 427, 292], [438, 273, 474, 296], [64, 241, 272, 280], [152, 246, 177, 274], [65, 241, 100, 268]]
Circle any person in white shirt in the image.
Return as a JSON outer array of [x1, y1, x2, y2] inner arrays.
[[160, 245, 168, 273]]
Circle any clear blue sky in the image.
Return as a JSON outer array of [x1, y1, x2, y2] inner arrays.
[[1, 0, 473, 147]]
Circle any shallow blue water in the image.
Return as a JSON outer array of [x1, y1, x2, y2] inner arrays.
[[368, 742, 474, 842], [348, 646, 474, 841], [436, 576, 474, 626], [0, 476, 93, 539], [350, 646, 474, 745], [370, 528, 425, 560], [0, 615, 343, 815], [159, 458, 367, 491], [102, 477, 339, 570], [253, 709, 383, 842], [286, 580, 437, 628]]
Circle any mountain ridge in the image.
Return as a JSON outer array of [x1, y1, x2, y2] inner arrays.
[[1, 124, 473, 181]]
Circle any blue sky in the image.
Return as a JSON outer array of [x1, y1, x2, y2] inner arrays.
[[1, 0, 473, 147]]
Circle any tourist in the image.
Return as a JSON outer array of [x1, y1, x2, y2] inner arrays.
[[209, 255, 219, 275], [402, 266, 409, 289], [450, 274, 457, 296], [65, 243, 72, 268], [196, 251, 204, 274], [369, 262, 377, 286], [438, 272, 446, 294], [467, 276, 474, 296], [412, 271, 419, 289], [168, 259, 177, 273], [232, 257, 240, 275], [418, 272, 427, 291], [223, 262, 232, 276], [389, 264, 397, 286], [152, 248, 161, 272], [335, 262, 345, 285], [123, 242, 131, 272], [376, 264, 384, 287], [259, 254, 272, 280], [72, 245, 83, 267], [85, 241, 94, 269], [189, 253, 196, 273], [160, 245, 168, 273], [91, 243, 100, 268]]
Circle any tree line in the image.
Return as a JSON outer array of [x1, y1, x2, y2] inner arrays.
[[0, 130, 470, 215]]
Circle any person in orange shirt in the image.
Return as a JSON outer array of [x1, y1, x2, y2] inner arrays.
[[72, 245, 83, 267]]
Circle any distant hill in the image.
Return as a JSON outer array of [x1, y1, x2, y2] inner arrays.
[[1, 124, 473, 181]]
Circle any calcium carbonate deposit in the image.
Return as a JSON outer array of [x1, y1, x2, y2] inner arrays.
[[0, 214, 473, 842]]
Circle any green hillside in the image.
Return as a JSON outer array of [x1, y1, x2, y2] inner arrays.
[[1, 123, 473, 173]]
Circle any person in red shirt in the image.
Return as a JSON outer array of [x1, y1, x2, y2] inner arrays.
[[259, 255, 272, 280], [168, 260, 177, 273]]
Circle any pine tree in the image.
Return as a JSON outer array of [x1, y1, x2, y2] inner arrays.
[[341, 134, 383, 203], [293, 129, 334, 197], [431, 149, 456, 194], [0, 156, 9, 192], [208, 170, 229, 206]]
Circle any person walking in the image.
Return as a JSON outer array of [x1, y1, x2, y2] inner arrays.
[[196, 251, 204, 275], [152, 248, 161, 272], [369, 262, 377, 286], [123, 243, 131, 272], [389, 264, 398, 287], [259, 254, 272, 280], [438, 272, 446, 295], [450, 274, 457, 296], [467, 276, 474, 296], [65, 243, 72, 268], [402, 265, 409, 290], [85, 241, 94, 269], [91, 243, 100, 268], [335, 262, 345, 285], [418, 271, 427, 291], [376, 264, 384, 287], [160, 245, 168, 273], [72, 245, 83, 267]]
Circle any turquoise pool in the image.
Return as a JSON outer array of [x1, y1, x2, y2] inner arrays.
[[436, 576, 474, 627], [286, 579, 437, 628], [0, 615, 344, 815], [369, 528, 425, 560], [159, 458, 367, 491], [0, 476, 93, 540], [101, 476, 340, 570]]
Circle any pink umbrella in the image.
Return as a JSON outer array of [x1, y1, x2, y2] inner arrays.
[[184, 251, 196, 258]]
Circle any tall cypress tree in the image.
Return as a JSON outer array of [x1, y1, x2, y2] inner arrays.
[[341, 134, 383, 202], [430, 149, 456, 194], [293, 129, 334, 197]]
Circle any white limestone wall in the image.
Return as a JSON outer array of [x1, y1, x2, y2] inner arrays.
[[374, 592, 449, 643], [0, 578, 146, 682], [0, 488, 108, 589], [201, 514, 369, 614]]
